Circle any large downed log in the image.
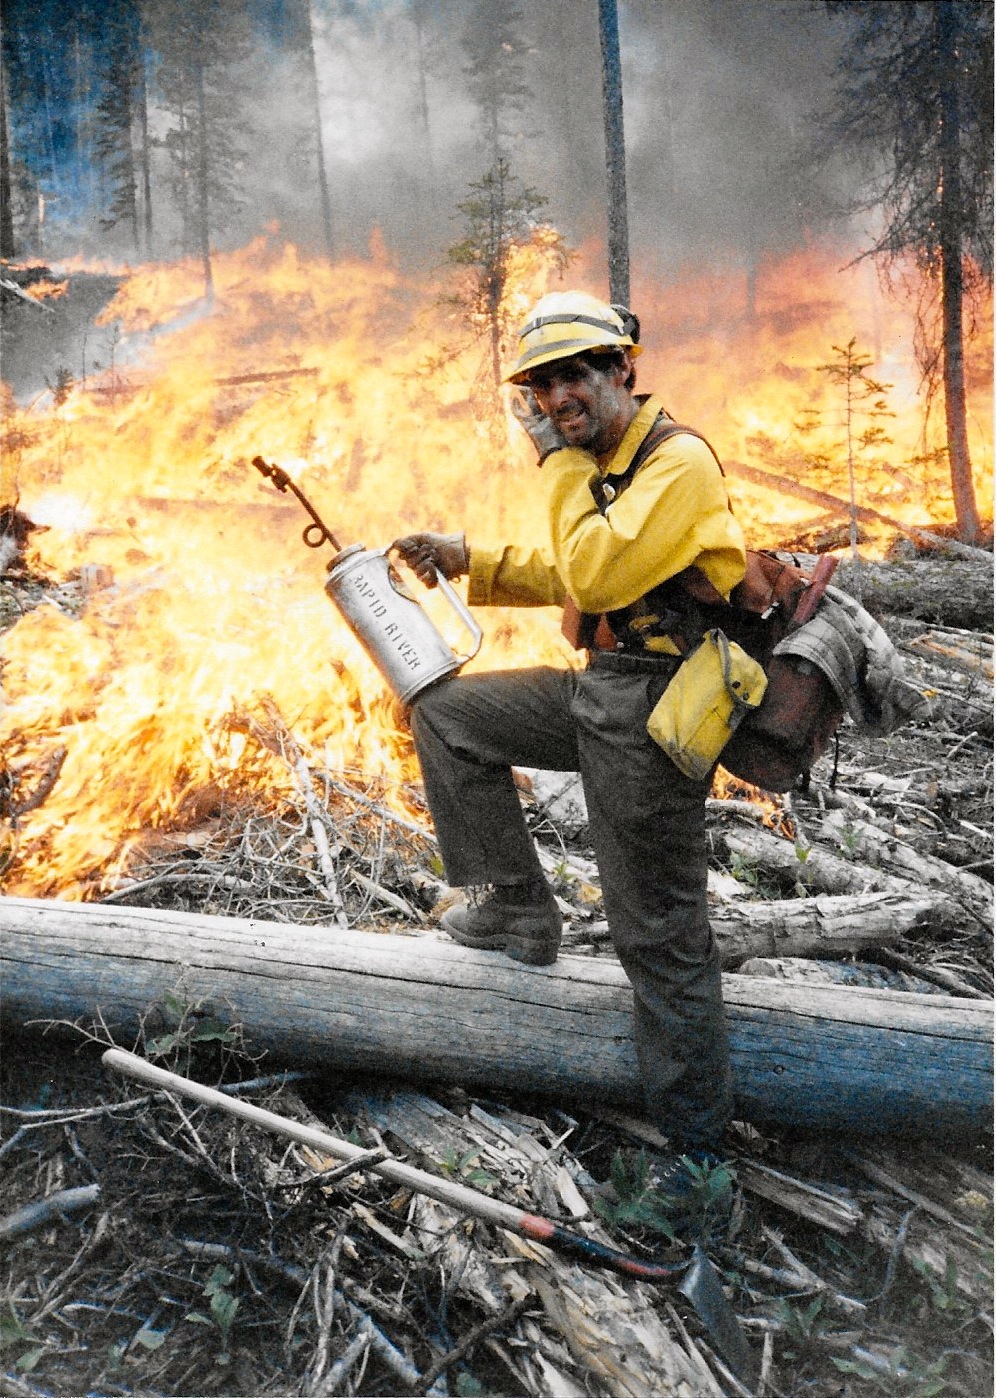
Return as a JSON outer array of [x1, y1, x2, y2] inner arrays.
[[830, 558, 993, 631], [569, 890, 940, 961], [710, 890, 943, 961], [2, 896, 990, 1137]]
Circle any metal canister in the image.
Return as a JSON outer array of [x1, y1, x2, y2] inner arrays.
[[325, 545, 483, 706]]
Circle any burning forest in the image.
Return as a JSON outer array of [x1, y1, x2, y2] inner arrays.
[[1, 2, 994, 1397]]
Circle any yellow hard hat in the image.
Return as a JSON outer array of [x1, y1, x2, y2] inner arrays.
[[503, 291, 642, 384]]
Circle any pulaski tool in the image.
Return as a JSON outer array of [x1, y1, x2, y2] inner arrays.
[[252, 456, 482, 705], [103, 1049, 754, 1382]]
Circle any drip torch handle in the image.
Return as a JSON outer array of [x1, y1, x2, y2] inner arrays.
[[433, 568, 484, 663], [251, 456, 343, 552]]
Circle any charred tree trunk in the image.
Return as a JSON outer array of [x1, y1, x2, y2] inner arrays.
[[411, 1, 435, 179], [193, 60, 213, 301], [936, 0, 981, 544], [1, 897, 990, 1137], [597, 0, 629, 308], [302, 0, 333, 258], [0, 55, 14, 261], [136, 53, 153, 256]]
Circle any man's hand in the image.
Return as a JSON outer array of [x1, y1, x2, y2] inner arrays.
[[511, 389, 566, 463], [391, 532, 469, 587]]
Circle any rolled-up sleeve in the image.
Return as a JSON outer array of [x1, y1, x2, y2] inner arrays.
[[467, 544, 566, 607]]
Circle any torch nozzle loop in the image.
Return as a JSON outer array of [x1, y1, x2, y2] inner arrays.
[[251, 456, 342, 553]]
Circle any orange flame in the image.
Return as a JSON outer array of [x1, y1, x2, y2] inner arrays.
[[1, 233, 990, 897]]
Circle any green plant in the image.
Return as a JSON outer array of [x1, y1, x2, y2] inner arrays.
[[438, 1147, 499, 1192], [0, 1305, 46, 1373], [836, 822, 863, 859], [443, 157, 571, 392], [816, 338, 896, 574], [832, 1344, 949, 1397], [774, 1294, 828, 1359], [911, 1255, 972, 1317], [677, 1153, 736, 1213], [145, 990, 238, 1064], [792, 841, 815, 896], [185, 1263, 240, 1365], [595, 1150, 676, 1240], [46, 367, 75, 406], [730, 852, 761, 888]]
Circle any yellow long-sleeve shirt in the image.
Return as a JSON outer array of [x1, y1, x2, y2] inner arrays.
[[468, 395, 746, 613]]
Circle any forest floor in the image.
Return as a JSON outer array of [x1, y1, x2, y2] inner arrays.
[[0, 544, 993, 1398]]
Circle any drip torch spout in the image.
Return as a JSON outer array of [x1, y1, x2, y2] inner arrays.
[[252, 455, 343, 552]]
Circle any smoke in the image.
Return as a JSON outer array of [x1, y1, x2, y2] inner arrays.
[[4, 0, 853, 281]]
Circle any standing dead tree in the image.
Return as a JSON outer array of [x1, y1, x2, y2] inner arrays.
[[597, 0, 630, 308]]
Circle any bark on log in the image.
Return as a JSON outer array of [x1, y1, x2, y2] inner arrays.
[[1, 896, 990, 1137], [715, 827, 966, 932], [817, 812, 994, 929], [709, 891, 939, 964], [831, 558, 993, 631]]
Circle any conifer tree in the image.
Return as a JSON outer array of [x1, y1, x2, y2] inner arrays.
[[93, 0, 141, 247], [461, 0, 529, 166], [446, 158, 571, 392], [819, 0, 993, 542], [147, 0, 250, 296]]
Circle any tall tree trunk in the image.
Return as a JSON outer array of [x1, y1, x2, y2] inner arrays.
[[302, 0, 333, 257], [936, 0, 980, 544], [597, 0, 630, 307], [0, 55, 15, 260], [411, 1, 435, 178], [193, 60, 213, 301], [137, 54, 153, 255]]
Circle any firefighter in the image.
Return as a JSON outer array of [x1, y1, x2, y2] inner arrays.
[[393, 291, 747, 1203]]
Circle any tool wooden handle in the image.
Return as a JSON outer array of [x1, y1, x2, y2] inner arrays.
[[794, 554, 839, 626], [102, 1049, 686, 1280], [103, 1049, 525, 1230]]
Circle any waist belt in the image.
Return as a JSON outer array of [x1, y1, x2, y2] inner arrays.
[[587, 649, 683, 675]]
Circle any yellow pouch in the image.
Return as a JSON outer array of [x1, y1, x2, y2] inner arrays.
[[647, 629, 768, 780]]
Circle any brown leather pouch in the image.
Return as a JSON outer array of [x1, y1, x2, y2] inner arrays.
[[561, 596, 616, 651]]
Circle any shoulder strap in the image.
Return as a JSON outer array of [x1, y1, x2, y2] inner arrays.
[[596, 415, 724, 508]]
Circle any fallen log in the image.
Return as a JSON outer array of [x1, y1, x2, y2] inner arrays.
[[1, 896, 990, 1137], [726, 460, 991, 564], [817, 811, 994, 929], [714, 826, 966, 933], [709, 891, 937, 963], [907, 630, 994, 683], [568, 886, 939, 961], [830, 558, 994, 631]]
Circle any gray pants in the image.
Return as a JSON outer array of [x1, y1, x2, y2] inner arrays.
[[409, 655, 732, 1152]]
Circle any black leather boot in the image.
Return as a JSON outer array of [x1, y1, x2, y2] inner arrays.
[[440, 879, 562, 966]]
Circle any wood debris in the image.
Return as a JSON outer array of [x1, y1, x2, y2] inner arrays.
[[0, 558, 992, 1396]]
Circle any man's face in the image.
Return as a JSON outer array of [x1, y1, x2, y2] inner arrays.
[[520, 353, 634, 457]]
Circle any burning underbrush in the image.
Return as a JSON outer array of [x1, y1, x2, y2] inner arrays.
[[1, 233, 992, 899]]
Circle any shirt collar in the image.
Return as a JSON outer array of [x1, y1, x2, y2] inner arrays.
[[598, 394, 663, 474]]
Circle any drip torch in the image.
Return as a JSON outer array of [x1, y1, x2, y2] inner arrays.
[[252, 457, 482, 706]]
